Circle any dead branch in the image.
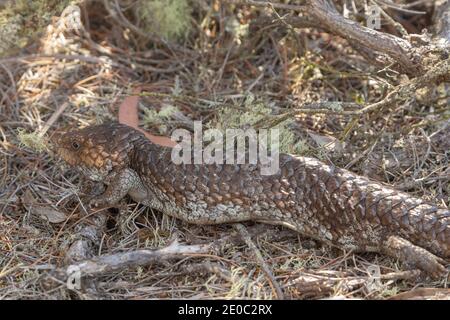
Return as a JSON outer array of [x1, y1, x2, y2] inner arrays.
[[253, 57, 450, 125], [48, 239, 212, 289], [229, 0, 450, 76], [306, 0, 422, 75]]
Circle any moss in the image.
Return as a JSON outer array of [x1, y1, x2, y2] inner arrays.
[[0, 0, 73, 57], [212, 94, 271, 130], [143, 105, 179, 124], [137, 0, 191, 41], [143, 105, 179, 134], [380, 286, 399, 298]]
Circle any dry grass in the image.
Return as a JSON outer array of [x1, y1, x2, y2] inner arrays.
[[0, 1, 449, 300]]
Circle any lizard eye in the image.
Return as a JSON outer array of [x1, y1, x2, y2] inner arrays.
[[71, 141, 81, 150]]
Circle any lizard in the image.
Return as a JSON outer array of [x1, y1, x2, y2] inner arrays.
[[52, 122, 450, 278]]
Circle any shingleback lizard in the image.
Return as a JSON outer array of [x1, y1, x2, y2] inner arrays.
[[53, 122, 450, 277]]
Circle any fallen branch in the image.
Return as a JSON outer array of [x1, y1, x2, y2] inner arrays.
[[253, 58, 450, 128], [229, 0, 450, 75], [48, 239, 213, 290]]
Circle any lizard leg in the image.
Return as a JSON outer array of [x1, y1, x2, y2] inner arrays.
[[382, 235, 447, 278], [89, 168, 141, 207]]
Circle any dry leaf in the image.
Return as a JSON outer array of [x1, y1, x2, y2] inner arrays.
[[118, 86, 176, 148], [33, 206, 67, 223], [118, 87, 141, 128]]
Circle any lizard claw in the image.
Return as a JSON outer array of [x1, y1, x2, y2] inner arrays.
[[89, 197, 106, 208]]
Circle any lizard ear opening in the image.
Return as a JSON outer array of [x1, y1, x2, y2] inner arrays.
[[71, 140, 81, 150]]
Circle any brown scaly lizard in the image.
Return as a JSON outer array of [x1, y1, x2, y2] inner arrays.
[[53, 122, 450, 277]]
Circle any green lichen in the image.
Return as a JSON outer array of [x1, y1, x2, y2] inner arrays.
[[17, 128, 48, 152], [0, 14, 21, 55], [210, 94, 304, 155], [0, 0, 73, 57], [143, 105, 179, 124], [143, 105, 179, 134], [212, 94, 271, 130], [137, 0, 191, 41]]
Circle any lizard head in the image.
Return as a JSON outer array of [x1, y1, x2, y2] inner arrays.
[[52, 122, 137, 181]]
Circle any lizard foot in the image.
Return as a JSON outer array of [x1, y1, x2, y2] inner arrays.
[[89, 196, 112, 208], [382, 235, 448, 279]]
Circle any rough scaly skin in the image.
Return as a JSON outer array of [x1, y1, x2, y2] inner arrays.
[[53, 122, 450, 277]]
